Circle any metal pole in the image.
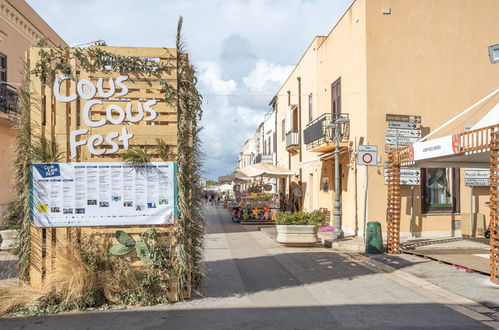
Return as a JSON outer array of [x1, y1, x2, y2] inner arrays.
[[469, 186, 473, 237], [363, 164, 368, 242], [332, 122, 343, 239]]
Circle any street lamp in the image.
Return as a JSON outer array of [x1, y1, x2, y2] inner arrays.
[[327, 115, 350, 240]]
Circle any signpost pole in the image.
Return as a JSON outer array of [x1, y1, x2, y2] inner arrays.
[[470, 185, 473, 237], [363, 165, 368, 242]]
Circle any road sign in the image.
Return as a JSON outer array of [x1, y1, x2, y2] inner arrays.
[[384, 177, 421, 185], [357, 145, 378, 166], [385, 145, 398, 152], [386, 128, 422, 138], [384, 168, 420, 177], [385, 136, 420, 145], [387, 121, 418, 129], [386, 114, 421, 123], [465, 178, 489, 186], [465, 168, 490, 186]]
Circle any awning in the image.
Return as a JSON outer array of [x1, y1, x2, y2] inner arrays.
[[402, 91, 499, 168], [218, 170, 251, 182], [239, 163, 295, 178]]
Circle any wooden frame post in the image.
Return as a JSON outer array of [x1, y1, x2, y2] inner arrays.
[[490, 126, 499, 284], [386, 151, 401, 253]]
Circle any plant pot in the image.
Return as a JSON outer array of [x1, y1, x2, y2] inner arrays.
[[0, 229, 18, 251], [276, 225, 319, 247]]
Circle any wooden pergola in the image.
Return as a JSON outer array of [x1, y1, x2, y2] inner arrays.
[[386, 119, 499, 284]]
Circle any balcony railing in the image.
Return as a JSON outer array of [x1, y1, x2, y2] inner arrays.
[[286, 132, 299, 149], [254, 153, 273, 164], [304, 113, 350, 151], [0, 83, 18, 115]]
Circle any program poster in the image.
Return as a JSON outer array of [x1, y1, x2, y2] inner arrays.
[[31, 162, 177, 227]]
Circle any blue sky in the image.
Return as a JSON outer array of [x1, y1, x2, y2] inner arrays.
[[27, 0, 354, 179]]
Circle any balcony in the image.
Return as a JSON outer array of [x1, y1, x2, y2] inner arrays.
[[304, 113, 349, 153], [254, 153, 273, 164], [286, 132, 299, 154], [0, 83, 18, 116]]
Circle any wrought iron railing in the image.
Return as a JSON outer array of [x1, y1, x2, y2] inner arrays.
[[0, 83, 18, 115], [254, 153, 273, 164], [304, 113, 349, 150]]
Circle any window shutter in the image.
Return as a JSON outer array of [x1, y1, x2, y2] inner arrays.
[[285, 105, 292, 133]]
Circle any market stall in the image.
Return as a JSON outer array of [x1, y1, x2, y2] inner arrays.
[[229, 163, 295, 223]]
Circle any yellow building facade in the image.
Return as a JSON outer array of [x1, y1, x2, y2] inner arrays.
[[273, 0, 499, 238]]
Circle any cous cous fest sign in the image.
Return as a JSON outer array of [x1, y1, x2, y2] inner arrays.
[[53, 74, 159, 158], [31, 162, 177, 227]]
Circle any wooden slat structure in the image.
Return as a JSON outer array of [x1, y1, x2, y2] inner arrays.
[[386, 151, 401, 254], [490, 127, 499, 283], [27, 46, 187, 300], [386, 123, 499, 284]]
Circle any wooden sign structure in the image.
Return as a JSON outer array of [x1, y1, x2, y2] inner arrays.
[[27, 46, 187, 300]]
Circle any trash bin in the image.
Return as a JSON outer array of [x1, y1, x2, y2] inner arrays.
[[365, 221, 384, 254]]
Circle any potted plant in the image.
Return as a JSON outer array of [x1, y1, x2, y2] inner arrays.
[[275, 210, 325, 246]]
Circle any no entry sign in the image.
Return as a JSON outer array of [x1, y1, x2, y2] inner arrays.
[[357, 145, 378, 166]]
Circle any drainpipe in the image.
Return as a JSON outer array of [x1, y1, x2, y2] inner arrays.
[[298, 77, 303, 210]]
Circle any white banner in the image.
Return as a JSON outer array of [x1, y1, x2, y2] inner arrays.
[[413, 135, 454, 161], [31, 162, 177, 227]]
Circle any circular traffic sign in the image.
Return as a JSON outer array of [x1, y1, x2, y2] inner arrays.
[[362, 153, 373, 164]]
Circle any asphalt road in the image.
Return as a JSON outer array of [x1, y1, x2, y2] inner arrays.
[[0, 205, 490, 329]]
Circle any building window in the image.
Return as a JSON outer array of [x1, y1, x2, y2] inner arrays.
[[331, 77, 341, 120], [0, 53, 6, 82], [422, 168, 460, 213], [281, 119, 285, 141], [308, 93, 313, 122]]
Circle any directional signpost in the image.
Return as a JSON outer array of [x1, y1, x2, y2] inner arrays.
[[384, 113, 422, 186]]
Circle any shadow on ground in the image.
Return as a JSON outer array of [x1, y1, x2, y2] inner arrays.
[[0, 304, 488, 329]]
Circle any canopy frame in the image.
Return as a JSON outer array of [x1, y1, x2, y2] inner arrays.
[[386, 124, 499, 284]]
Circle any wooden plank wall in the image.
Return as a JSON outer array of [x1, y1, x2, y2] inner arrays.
[[28, 46, 184, 300]]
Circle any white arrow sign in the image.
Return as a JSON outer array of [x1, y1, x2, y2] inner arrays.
[[387, 121, 418, 129], [386, 136, 420, 145], [386, 128, 422, 137], [384, 169, 421, 177], [384, 177, 421, 185]]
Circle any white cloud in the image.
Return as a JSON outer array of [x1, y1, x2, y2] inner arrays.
[[197, 61, 237, 95], [26, 0, 355, 179], [243, 59, 293, 92]]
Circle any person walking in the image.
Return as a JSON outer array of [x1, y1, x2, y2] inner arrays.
[[293, 181, 302, 212]]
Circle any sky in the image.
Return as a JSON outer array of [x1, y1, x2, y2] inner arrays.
[[27, 0, 354, 180]]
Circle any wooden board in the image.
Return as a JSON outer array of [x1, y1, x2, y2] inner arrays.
[[27, 46, 188, 300]]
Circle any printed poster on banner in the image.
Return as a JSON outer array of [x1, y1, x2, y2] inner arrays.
[[31, 162, 177, 227]]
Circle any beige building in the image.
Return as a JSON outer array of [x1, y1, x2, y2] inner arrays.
[[271, 0, 499, 238], [0, 0, 67, 221]]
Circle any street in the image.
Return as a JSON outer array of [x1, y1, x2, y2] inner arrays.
[[0, 205, 493, 329]]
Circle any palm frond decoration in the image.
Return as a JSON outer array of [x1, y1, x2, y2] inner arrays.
[[121, 148, 151, 165], [156, 138, 177, 161], [11, 62, 34, 282], [173, 16, 205, 296], [30, 135, 64, 163]]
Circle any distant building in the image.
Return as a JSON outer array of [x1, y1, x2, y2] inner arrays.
[[0, 0, 67, 220], [249, 0, 499, 238]]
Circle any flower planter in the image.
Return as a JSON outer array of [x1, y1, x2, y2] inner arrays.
[[0, 229, 18, 251], [276, 225, 319, 247]]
